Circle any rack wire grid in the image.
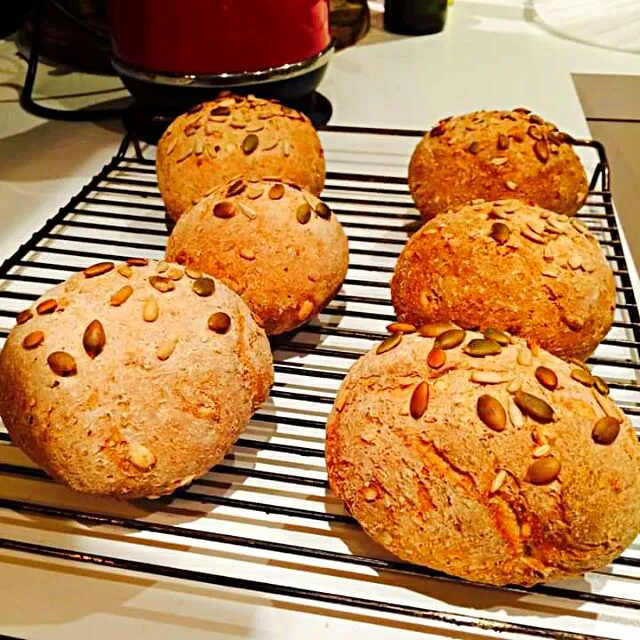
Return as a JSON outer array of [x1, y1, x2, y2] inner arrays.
[[0, 125, 639, 640]]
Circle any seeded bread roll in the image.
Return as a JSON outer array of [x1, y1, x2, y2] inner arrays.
[[326, 329, 640, 586], [391, 199, 615, 360], [0, 259, 273, 499], [166, 178, 349, 336], [408, 109, 589, 220], [156, 95, 326, 222]]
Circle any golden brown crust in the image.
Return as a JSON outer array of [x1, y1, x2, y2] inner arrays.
[[408, 109, 589, 220], [156, 96, 325, 221], [166, 179, 349, 335], [326, 331, 640, 586], [390, 200, 615, 360], [0, 260, 273, 499]]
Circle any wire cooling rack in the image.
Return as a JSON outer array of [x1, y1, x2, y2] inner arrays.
[[0, 126, 639, 639]]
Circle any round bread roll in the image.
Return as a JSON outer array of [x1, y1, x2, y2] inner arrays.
[[157, 94, 326, 222], [391, 199, 615, 360], [166, 178, 349, 336], [0, 259, 273, 499], [408, 108, 589, 220], [326, 329, 640, 586]]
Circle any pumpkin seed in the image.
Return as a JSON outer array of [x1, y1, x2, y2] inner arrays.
[[470, 371, 509, 384], [430, 124, 445, 137], [427, 347, 446, 369], [156, 338, 177, 361], [377, 332, 402, 355], [435, 328, 466, 350], [282, 140, 292, 156], [156, 261, 169, 273], [210, 105, 230, 116], [468, 141, 480, 154], [418, 322, 456, 338], [535, 366, 558, 391], [593, 376, 609, 396], [208, 312, 231, 334], [127, 257, 148, 267], [82, 319, 106, 359], [166, 138, 178, 155], [541, 269, 558, 279], [463, 338, 501, 357], [36, 299, 57, 315], [242, 134, 259, 155], [298, 299, 314, 321], [269, 183, 285, 200], [483, 327, 510, 346], [387, 322, 416, 334], [193, 277, 215, 297], [410, 381, 430, 419], [527, 218, 546, 235], [490, 157, 508, 166], [490, 469, 507, 493], [83, 262, 115, 278], [527, 457, 560, 485], [109, 285, 133, 306], [213, 201, 236, 219], [149, 276, 175, 293], [529, 114, 544, 125], [514, 390, 554, 423], [477, 394, 507, 432], [534, 139, 550, 163], [296, 203, 312, 224], [592, 416, 621, 445], [128, 443, 156, 471], [490, 221, 510, 244], [22, 331, 44, 350], [508, 398, 524, 427], [527, 125, 543, 141], [47, 351, 77, 377], [505, 180, 517, 191], [571, 368, 593, 387], [16, 309, 33, 325], [497, 134, 510, 151], [246, 122, 264, 133], [185, 267, 202, 280], [194, 138, 204, 155], [226, 179, 246, 197], [117, 264, 133, 278], [315, 202, 331, 219], [143, 297, 158, 322], [533, 444, 551, 458]]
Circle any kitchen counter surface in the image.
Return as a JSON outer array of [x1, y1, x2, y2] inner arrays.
[[1, 1, 639, 639]]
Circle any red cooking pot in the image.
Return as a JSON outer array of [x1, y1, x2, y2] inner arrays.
[[108, 0, 333, 107]]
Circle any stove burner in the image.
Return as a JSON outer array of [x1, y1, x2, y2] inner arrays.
[[122, 92, 333, 145]]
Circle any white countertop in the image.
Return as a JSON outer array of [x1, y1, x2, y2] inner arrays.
[[1, 2, 640, 639]]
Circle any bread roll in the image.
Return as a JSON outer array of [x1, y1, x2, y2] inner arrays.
[[408, 109, 588, 220], [326, 329, 640, 586], [391, 199, 615, 360], [156, 95, 325, 222], [0, 259, 273, 499], [166, 178, 349, 336]]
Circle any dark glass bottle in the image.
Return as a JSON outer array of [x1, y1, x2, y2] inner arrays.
[[384, 0, 448, 36]]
